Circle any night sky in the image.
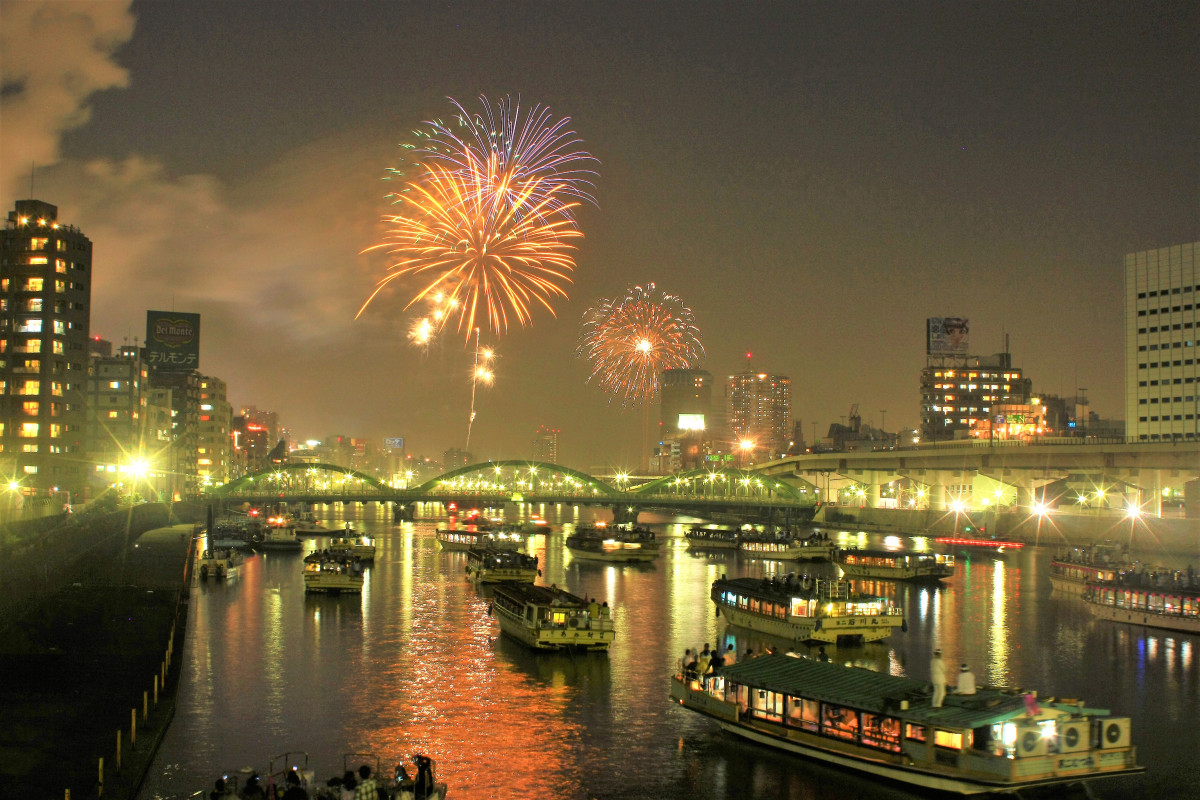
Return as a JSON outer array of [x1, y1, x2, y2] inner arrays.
[[3, 1, 1197, 470]]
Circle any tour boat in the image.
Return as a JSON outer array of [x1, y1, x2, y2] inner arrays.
[[713, 575, 905, 644], [566, 524, 660, 562], [198, 547, 243, 579], [252, 522, 304, 552], [670, 653, 1143, 795], [303, 560, 364, 594], [739, 532, 837, 561], [1081, 573, 1200, 634], [686, 526, 742, 549], [220, 751, 447, 800], [327, 532, 377, 561], [436, 527, 528, 552], [489, 583, 615, 651], [1048, 541, 1129, 595], [466, 547, 540, 584], [836, 548, 955, 581]]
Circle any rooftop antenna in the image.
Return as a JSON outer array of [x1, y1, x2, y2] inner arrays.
[[745, 351, 753, 372], [30, 162, 35, 200]]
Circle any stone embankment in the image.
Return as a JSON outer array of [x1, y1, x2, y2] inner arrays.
[[0, 503, 202, 800]]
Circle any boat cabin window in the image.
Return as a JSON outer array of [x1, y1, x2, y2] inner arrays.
[[821, 703, 860, 741], [525, 606, 533, 621], [789, 597, 814, 617], [751, 689, 784, 723], [905, 723, 927, 742], [933, 729, 964, 750], [550, 610, 568, 626], [786, 696, 820, 732], [861, 713, 902, 752]]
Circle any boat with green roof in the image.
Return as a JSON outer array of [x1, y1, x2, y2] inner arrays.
[[669, 653, 1143, 795]]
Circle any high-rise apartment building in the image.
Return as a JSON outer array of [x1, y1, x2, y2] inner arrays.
[[0, 200, 92, 499], [86, 344, 160, 496], [151, 368, 200, 499], [532, 425, 559, 463], [1125, 242, 1200, 441], [660, 369, 713, 434], [198, 375, 233, 486], [727, 371, 791, 458]]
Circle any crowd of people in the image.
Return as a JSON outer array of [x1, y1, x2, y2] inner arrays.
[[210, 759, 442, 800]]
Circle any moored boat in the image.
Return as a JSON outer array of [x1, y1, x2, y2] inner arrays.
[[1081, 571, 1200, 634], [566, 523, 660, 562], [466, 547, 540, 583], [670, 653, 1143, 796], [253, 523, 304, 552], [713, 575, 905, 644], [686, 526, 742, 549], [303, 559, 365, 594], [209, 518, 260, 550], [490, 583, 615, 651], [327, 530, 377, 561], [739, 531, 837, 561], [198, 547, 243, 579], [836, 548, 954, 582], [436, 527, 528, 552]]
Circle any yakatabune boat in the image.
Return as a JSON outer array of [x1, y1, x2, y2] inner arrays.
[[670, 653, 1143, 796], [302, 560, 364, 594], [466, 547, 540, 584], [1081, 572, 1200, 634], [566, 524, 660, 562], [327, 533, 377, 561], [1048, 541, 1129, 595], [836, 548, 954, 581], [198, 547, 243, 579], [435, 528, 528, 552], [685, 526, 742, 549], [490, 583, 614, 651], [739, 532, 837, 561], [713, 575, 905, 644]]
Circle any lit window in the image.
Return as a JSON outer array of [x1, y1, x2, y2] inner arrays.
[[108, 411, 119, 419], [51, 341, 63, 354], [23, 465, 37, 474], [18, 320, 42, 333], [30, 238, 48, 250], [19, 380, 39, 395], [25, 278, 43, 291], [21, 444, 38, 453], [109, 381, 121, 389], [19, 422, 38, 437], [24, 339, 40, 353], [27, 256, 48, 265], [22, 401, 38, 415]]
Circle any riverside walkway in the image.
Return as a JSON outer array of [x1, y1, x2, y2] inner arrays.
[[0, 521, 195, 800]]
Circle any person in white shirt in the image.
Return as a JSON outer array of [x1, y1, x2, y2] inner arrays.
[[931, 649, 947, 708], [957, 663, 977, 695]]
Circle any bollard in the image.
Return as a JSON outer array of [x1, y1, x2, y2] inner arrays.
[[154, 675, 159, 705], [143, 690, 148, 721], [66, 789, 70, 800], [116, 730, 121, 769], [131, 708, 136, 750], [99, 756, 104, 796]]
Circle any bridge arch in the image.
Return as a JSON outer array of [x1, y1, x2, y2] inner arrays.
[[414, 460, 619, 496], [632, 466, 815, 502], [212, 462, 392, 497]]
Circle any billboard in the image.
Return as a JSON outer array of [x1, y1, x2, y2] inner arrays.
[[384, 437, 406, 450], [146, 311, 200, 371], [927, 317, 969, 355], [677, 413, 706, 431]]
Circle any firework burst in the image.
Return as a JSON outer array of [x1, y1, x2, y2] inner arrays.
[[360, 152, 582, 340], [361, 96, 597, 342], [577, 283, 704, 404]]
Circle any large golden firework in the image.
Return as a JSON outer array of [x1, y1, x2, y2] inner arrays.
[[358, 152, 581, 340], [577, 283, 704, 404]]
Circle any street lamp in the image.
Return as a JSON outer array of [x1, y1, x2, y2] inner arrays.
[[739, 439, 755, 467]]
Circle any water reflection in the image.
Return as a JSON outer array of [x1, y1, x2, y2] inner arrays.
[[140, 511, 1195, 800]]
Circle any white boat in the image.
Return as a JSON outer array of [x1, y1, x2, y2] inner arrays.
[[436, 527, 527, 552], [1049, 541, 1130, 595], [670, 653, 1143, 795], [466, 547, 540, 584], [327, 530, 377, 561], [490, 583, 615, 651], [566, 524, 660, 562], [1082, 573, 1200, 634], [252, 522, 304, 552], [739, 532, 837, 561], [713, 575, 905, 644], [198, 547, 243, 580], [303, 560, 364, 594], [836, 549, 955, 582], [685, 526, 741, 549]]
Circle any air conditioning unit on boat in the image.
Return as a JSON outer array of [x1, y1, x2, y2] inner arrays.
[[1015, 724, 1048, 758], [1057, 719, 1091, 753], [1100, 718, 1131, 749]]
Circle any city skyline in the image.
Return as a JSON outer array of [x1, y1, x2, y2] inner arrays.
[[3, 2, 1197, 467]]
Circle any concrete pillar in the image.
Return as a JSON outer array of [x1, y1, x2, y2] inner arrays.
[[929, 483, 947, 511], [868, 482, 882, 509], [1186, 479, 1200, 519]]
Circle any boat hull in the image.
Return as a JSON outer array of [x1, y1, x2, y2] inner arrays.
[[494, 609, 614, 650], [1082, 597, 1200, 634], [567, 545, 658, 563], [469, 566, 539, 584], [739, 542, 836, 561], [837, 563, 952, 582], [303, 573, 364, 594]]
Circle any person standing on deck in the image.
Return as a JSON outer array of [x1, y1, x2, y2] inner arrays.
[[931, 649, 947, 708], [957, 663, 977, 695]]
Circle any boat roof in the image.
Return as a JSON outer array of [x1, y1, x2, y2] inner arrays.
[[837, 548, 934, 558], [494, 583, 586, 607], [719, 654, 1056, 728], [714, 576, 866, 601]]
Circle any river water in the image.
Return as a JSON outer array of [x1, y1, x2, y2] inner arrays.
[[138, 506, 1198, 800]]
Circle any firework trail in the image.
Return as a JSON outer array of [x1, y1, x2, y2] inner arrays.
[[577, 283, 704, 405], [361, 96, 597, 342]]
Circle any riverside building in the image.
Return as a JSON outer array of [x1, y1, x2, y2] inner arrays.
[[0, 200, 92, 500], [727, 368, 791, 459], [1125, 242, 1200, 442]]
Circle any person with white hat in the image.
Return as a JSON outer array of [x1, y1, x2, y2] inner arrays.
[[931, 649, 947, 708]]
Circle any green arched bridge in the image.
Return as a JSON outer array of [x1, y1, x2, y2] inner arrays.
[[209, 460, 818, 521]]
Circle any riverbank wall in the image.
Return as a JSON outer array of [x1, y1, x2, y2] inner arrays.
[[0, 508, 200, 800]]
